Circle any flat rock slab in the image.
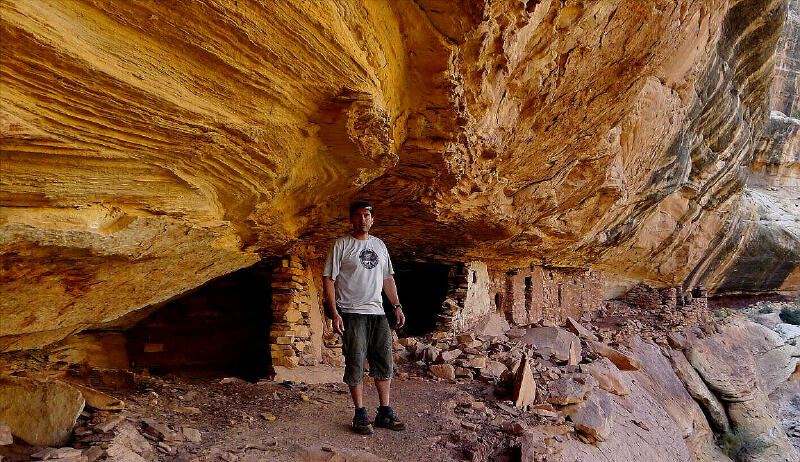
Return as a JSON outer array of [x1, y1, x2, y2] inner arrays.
[[0, 424, 12, 445], [566, 317, 597, 341], [588, 341, 641, 371], [0, 375, 84, 446], [512, 355, 536, 408], [520, 327, 581, 364], [272, 365, 344, 384], [581, 357, 631, 396]]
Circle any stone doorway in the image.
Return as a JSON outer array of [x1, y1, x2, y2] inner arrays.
[[125, 263, 272, 381], [387, 260, 450, 337]]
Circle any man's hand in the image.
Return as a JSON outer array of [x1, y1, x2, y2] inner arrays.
[[394, 306, 405, 329], [332, 314, 345, 335]]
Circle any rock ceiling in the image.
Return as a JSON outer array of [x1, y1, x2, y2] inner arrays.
[[0, 0, 797, 351]]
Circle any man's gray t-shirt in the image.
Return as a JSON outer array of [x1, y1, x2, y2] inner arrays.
[[323, 235, 394, 315]]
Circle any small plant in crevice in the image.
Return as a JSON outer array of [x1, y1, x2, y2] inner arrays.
[[714, 309, 732, 318], [779, 306, 800, 325], [720, 429, 770, 461], [757, 306, 773, 314]]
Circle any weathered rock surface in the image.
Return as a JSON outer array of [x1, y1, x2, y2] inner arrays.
[[629, 338, 730, 462], [0, 375, 85, 446], [687, 318, 800, 461], [530, 373, 695, 461], [771, 0, 800, 117], [668, 349, 731, 433], [0, 0, 792, 351], [699, 111, 800, 294]]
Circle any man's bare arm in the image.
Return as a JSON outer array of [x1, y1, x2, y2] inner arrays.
[[323, 276, 344, 335], [383, 275, 405, 329]]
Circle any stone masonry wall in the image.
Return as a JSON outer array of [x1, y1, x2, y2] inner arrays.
[[503, 266, 604, 326], [269, 255, 316, 368], [437, 262, 492, 333]]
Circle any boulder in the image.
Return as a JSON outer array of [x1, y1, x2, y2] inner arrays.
[[107, 421, 153, 460], [0, 375, 84, 446], [429, 364, 456, 380], [581, 357, 630, 396], [520, 327, 582, 364], [546, 373, 596, 405], [481, 360, 508, 379], [564, 392, 614, 442], [588, 341, 641, 371]]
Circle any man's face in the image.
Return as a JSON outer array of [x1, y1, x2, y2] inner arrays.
[[350, 207, 373, 234]]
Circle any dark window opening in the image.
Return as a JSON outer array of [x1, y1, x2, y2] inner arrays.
[[524, 276, 533, 310], [385, 260, 450, 337], [126, 262, 272, 382], [494, 293, 503, 313], [472, 271, 477, 284]]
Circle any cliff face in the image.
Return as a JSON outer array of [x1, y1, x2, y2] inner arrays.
[[0, 0, 793, 351], [700, 112, 800, 293], [771, 0, 800, 117]]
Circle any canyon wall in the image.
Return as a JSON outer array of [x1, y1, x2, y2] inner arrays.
[[771, 0, 800, 117], [0, 0, 795, 351]]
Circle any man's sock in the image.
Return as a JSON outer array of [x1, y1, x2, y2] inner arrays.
[[377, 405, 392, 415]]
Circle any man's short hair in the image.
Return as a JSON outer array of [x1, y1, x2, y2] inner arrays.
[[350, 201, 374, 217]]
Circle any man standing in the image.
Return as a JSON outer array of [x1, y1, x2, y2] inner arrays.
[[322, 201, 408, 435]]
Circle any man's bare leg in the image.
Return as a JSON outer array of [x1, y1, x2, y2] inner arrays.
[[349, 383, 364, 409], [375, 379, 390, 407]]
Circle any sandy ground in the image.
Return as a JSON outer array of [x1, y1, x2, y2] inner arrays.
[[56, 362, 523, 462]]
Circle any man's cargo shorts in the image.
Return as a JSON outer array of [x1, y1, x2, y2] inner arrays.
[[341, 313, 393, 386]]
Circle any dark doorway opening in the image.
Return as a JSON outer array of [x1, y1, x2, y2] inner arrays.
[[126, 262, 272, 381], [385, 260, 450, 337]]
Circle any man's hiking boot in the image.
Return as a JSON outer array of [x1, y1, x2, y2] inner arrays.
[[374, 406, 407, 431], [352, 407, 373, 435]]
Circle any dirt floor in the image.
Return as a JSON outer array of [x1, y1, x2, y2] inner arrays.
[[2, 361, 527, 462], [120, 371, 513, 462]]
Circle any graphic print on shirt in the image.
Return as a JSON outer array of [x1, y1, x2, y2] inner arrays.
[[359, 248, 379, 269]]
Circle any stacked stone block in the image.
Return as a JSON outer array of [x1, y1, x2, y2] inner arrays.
[[436, 263, 470, 332], [269, 256, 314, 368]]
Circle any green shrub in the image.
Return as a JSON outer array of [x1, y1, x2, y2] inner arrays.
[[714, 309, 732, 318], [779, 306, 800, 325], [757, 306, 773, 314], [721, 429, 769, 461]]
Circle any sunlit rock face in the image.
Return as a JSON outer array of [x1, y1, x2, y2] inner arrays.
[[0, 0, 791, 350]]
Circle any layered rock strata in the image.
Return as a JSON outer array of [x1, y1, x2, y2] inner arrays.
[[0, 0, 793, 351], [771, 0, 800, 117]]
